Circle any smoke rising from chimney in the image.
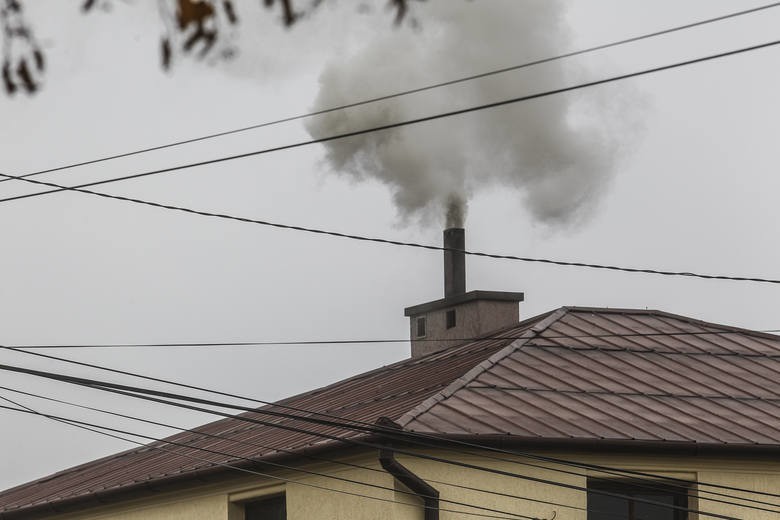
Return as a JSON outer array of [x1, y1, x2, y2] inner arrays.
[[305, 1, 631, 228]]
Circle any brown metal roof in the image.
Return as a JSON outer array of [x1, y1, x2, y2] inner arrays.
[[3, 306, 780, 517], [399, 307, 780, 445], [0, 312, 548, 518]]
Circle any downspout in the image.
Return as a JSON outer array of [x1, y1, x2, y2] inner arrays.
[[376, 417, 439, 520]]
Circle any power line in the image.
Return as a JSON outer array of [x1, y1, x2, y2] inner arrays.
[[524, 343, 780, 359], [9, 328, 779, 349], [6, 342, 780, 508], [1, 172, 779, 285], [4, 38, 780, 207], [0, 383, 744, 520], [2, 382, 773, 516], [0, 8, 777, 515], [3, 1, 778, 186], [471, 384, 780, 404], [0, 360, 767, 518], [0, 384, 618, 519], [0, 404, 538, 520], [0, 42, 778, 283], [17, 396, 744, 520]]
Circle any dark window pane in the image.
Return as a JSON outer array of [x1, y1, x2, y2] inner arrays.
[[588, 491, 629, 520], [587, 479, 689, 520], [245, 495, 286, 520], [634, 493, 675, 520]]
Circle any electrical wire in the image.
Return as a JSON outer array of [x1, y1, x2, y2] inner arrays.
[[0, 404, 541, 520], [0, 6, 778, 514], [470, 384, 780, 404], [9, 328, 780, 349], [0, 361, 764, 519], [2, 1, 778, 187], [1, 169, 779, 285], [7, 340, 780, 508], [1, 382, 773, 517], [4, 36, 780, 285], [534, 341, 780, 362], [0, 384, 621, 520], [4, 33, 780, 285], [0, 391, 737, 520], [5, 343, 780, 509], [5, 38, 780, 209]]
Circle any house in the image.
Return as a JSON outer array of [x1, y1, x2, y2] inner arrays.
[[1, 230, 780, 520]]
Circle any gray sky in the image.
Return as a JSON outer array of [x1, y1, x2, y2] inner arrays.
[[0, 0, 779, 491]]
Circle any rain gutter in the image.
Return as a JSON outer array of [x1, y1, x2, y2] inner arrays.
[[377, 417, 439, 520]]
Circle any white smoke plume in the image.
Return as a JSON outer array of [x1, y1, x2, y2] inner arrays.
[[306, 0, 630, 228]]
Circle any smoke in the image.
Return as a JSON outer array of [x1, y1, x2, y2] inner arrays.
[[445, 194, 466, 229], [305, 0, 631, 228]]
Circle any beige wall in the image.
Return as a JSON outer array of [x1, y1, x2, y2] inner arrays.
[[39, 449, 780, 520]]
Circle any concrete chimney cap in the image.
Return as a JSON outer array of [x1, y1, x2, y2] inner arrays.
[[403, 290, 524, 317]]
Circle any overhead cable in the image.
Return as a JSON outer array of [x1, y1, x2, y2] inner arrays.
[[4, 38, 780, 207], [0, 361, 763, 519], [0, 404, 539, 520], [5, 343, 780, 509], [0, 390, 737, 520], [0, 42, 779, 283], [10, 328, 780, 349], [0, 384, 610, 519], [2, 382, 772, 516], [1, 169, 779, 284], [2, 1, 778, 186]]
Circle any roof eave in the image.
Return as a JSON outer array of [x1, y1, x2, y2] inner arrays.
[[0, 440, 376, 520], [424, 434, 780, 456]]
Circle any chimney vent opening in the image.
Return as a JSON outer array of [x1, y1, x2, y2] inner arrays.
[[416, 316, 427, 338], [446, 310, 457, 329]]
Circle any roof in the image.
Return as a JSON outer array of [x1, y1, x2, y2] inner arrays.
[[2, 306, 780, 517], [399, 307, 780, 444]]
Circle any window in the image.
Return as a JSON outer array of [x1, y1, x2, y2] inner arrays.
[[416, 316, 426, 338], [446, 309, 457, 329], [587, 479, 689, 520], [245, 494, 286, 520]]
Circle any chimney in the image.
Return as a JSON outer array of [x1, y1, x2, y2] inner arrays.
[[404, 228, 524, 358], [443, 228, 466, 298]]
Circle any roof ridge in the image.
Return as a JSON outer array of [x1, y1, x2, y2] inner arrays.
[[256, 310, 566, 415], [563, 307, 778, 340], [266, 324, 537, 411], [396, 307, 571, 429]]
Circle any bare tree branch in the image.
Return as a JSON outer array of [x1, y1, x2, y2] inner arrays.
[[157, 0, 238, 69], [3, 0, 424, 96], [1, 0, 45, 95], [263, 0, 298, 26]]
